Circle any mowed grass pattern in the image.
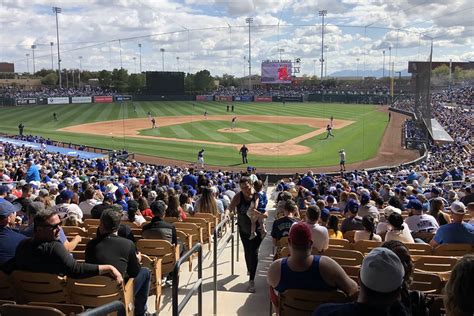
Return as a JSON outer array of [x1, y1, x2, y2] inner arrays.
[[0, 101, 388, 168], [139, 120, 314, 144]]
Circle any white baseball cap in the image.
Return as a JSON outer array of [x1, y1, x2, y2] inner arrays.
[[360, 248, 404, 293]]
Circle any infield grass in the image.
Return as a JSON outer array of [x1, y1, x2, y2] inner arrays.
[[0, 101, 388, 168]]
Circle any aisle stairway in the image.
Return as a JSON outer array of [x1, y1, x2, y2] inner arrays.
[[151, 187, 277, 315]]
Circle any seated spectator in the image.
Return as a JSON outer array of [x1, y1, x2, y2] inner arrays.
[[429, 197, 451, 226], [53, 190, 84, 221], [404, 199, 439, 233], [385, 213, 415, 244], [91, 194, 114, 219], [85, 209, 151, 316], [142, 200, 177, 244], [0, 199, 26, 269], [275, 191, 293, 219], [138, 196, 153, 218], [354, 215, 382, 242], [382, 240, 429, 316], [444, 254, 474, 316], [14, 209, 122, 281], [376, 206, 402, 235], [165, 193, 187, 221], [314, 247, 408, 315], [358, 193, 380, 223], [267, 222, 358, 311], [304, 205, 329, 253], [78, 187, 99, 218], [271, 200, 299, 246], [340, 199, 364, 234], [327, 215, 343, 239], [430, 202, 474, 247], [194, 186, 222, 217], [127, 200, 146, 226]]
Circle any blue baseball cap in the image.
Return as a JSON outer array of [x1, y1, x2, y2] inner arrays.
[[0, 199, 22, 216], [360, 193, 370, 205], [406, 199, 423, 211], [59, 190, 74, 201], [345, 199, 360, 213], [0, 185, 10, 195]]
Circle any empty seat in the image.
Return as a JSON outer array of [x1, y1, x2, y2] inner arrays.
[[0, 303, 65, 316], [433, 244, 472, 257], [411, 272, 443, 293], [323, 249, 364, 267], [353, 240, 382, 255], [328, 238, 351, 250], [11, 271, 68, 304], [136, 239, 180, 277], [414, 256, 458, 273]]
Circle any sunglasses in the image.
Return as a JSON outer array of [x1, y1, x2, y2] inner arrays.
[[40, 223, 61, 230]]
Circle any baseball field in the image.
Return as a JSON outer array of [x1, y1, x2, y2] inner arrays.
[[0, 101, 418, 171]]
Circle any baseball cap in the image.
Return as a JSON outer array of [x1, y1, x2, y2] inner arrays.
[[406, 199, 423, 211], [150, 200, 167, 216], [0, 199, 22, 217], [360, 248, 404, 293], [431, 187, 441, 195], [360, 193, 370, 205], [288, 222, 313, 248], [345, 199, 359, 213], [450, 201, 466, 215], [383, 205, 402, 217], [0, 185, 10, 195], [59, 190, 74, 201]]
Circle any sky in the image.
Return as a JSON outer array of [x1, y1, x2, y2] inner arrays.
[[0, 0, 472, 77]]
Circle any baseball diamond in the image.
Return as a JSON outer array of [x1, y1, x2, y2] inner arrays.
[[0, 101, 417, 171]]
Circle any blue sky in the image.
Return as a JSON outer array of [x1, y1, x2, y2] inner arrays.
[[0, 0, 472, 77]]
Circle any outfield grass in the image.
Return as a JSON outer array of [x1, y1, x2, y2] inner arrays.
[[0, 101, 388, 168], [139, 120, 314, 144]]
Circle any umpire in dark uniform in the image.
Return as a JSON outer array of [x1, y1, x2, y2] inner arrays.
[[239, 144, 249, 164]]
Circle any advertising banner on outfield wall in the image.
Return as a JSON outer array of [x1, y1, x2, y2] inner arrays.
[[71, 96, 92, 104], [16, 98, 37, 105], [47, 97, 70, 105], [234, 96, 253, 102], [94, 96, 113, 103], [215, 95, 233, 102], [254, 96, 272, 102], [196, 95, 214, 101], [115, 95, 133, 102]]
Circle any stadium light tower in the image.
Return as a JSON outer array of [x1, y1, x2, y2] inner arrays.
[[319, 10, 327, 80], [245, 17, 253, 91], [313, 59, 317, 78], [243, 56, 246, 78], [78, 56, 82, 87], [53, 6, 62, 88], [31, 45, 36, 74], [382, 50, 385, 78], [176, 56, 180, 72], [50, 42, 54, 70], [138, 43, 142, 73], [25, 53, 30, 73], [160, 48, 165, 71], [324, 45, 328, 78], [356, 58, 360, 77]]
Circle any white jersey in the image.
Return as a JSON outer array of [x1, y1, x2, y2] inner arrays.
[[339, 151, 346, 161]]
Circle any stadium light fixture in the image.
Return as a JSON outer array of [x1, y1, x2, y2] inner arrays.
[[243, 56, 246, 78], [50, 42, 54, 70], [25, 53, 30, 73], [138, 43, 142, 73], [78, 56, 82, 86], [382, 50, 385, 78], [245, 17, 253, 91], [53, 6, 62, 88], [160, 48, 165, 71], [31, 45, 36, 74], [356, 58, 360, 78], [319, 10, 327, 80]]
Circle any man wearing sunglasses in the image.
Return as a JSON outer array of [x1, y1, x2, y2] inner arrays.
[[13, 209, 122, 283]]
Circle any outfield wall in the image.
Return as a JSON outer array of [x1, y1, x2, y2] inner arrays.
[[3, 92, 392, 107]]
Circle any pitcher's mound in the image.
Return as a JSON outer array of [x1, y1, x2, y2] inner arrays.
[[218, 128, 249, 133], [245, 143, 311, 156]]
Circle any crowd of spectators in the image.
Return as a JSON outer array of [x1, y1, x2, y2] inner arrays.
[[0, 86, 116, 99], [0, 85, 472, 315]]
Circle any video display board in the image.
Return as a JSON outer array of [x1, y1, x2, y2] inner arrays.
[[261, 61, 292, 84]]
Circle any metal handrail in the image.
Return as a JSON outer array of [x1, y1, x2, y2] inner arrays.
[[172, 243, 203, 316], [213, 215, 235, 314], [77, 301, 125, 316]]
